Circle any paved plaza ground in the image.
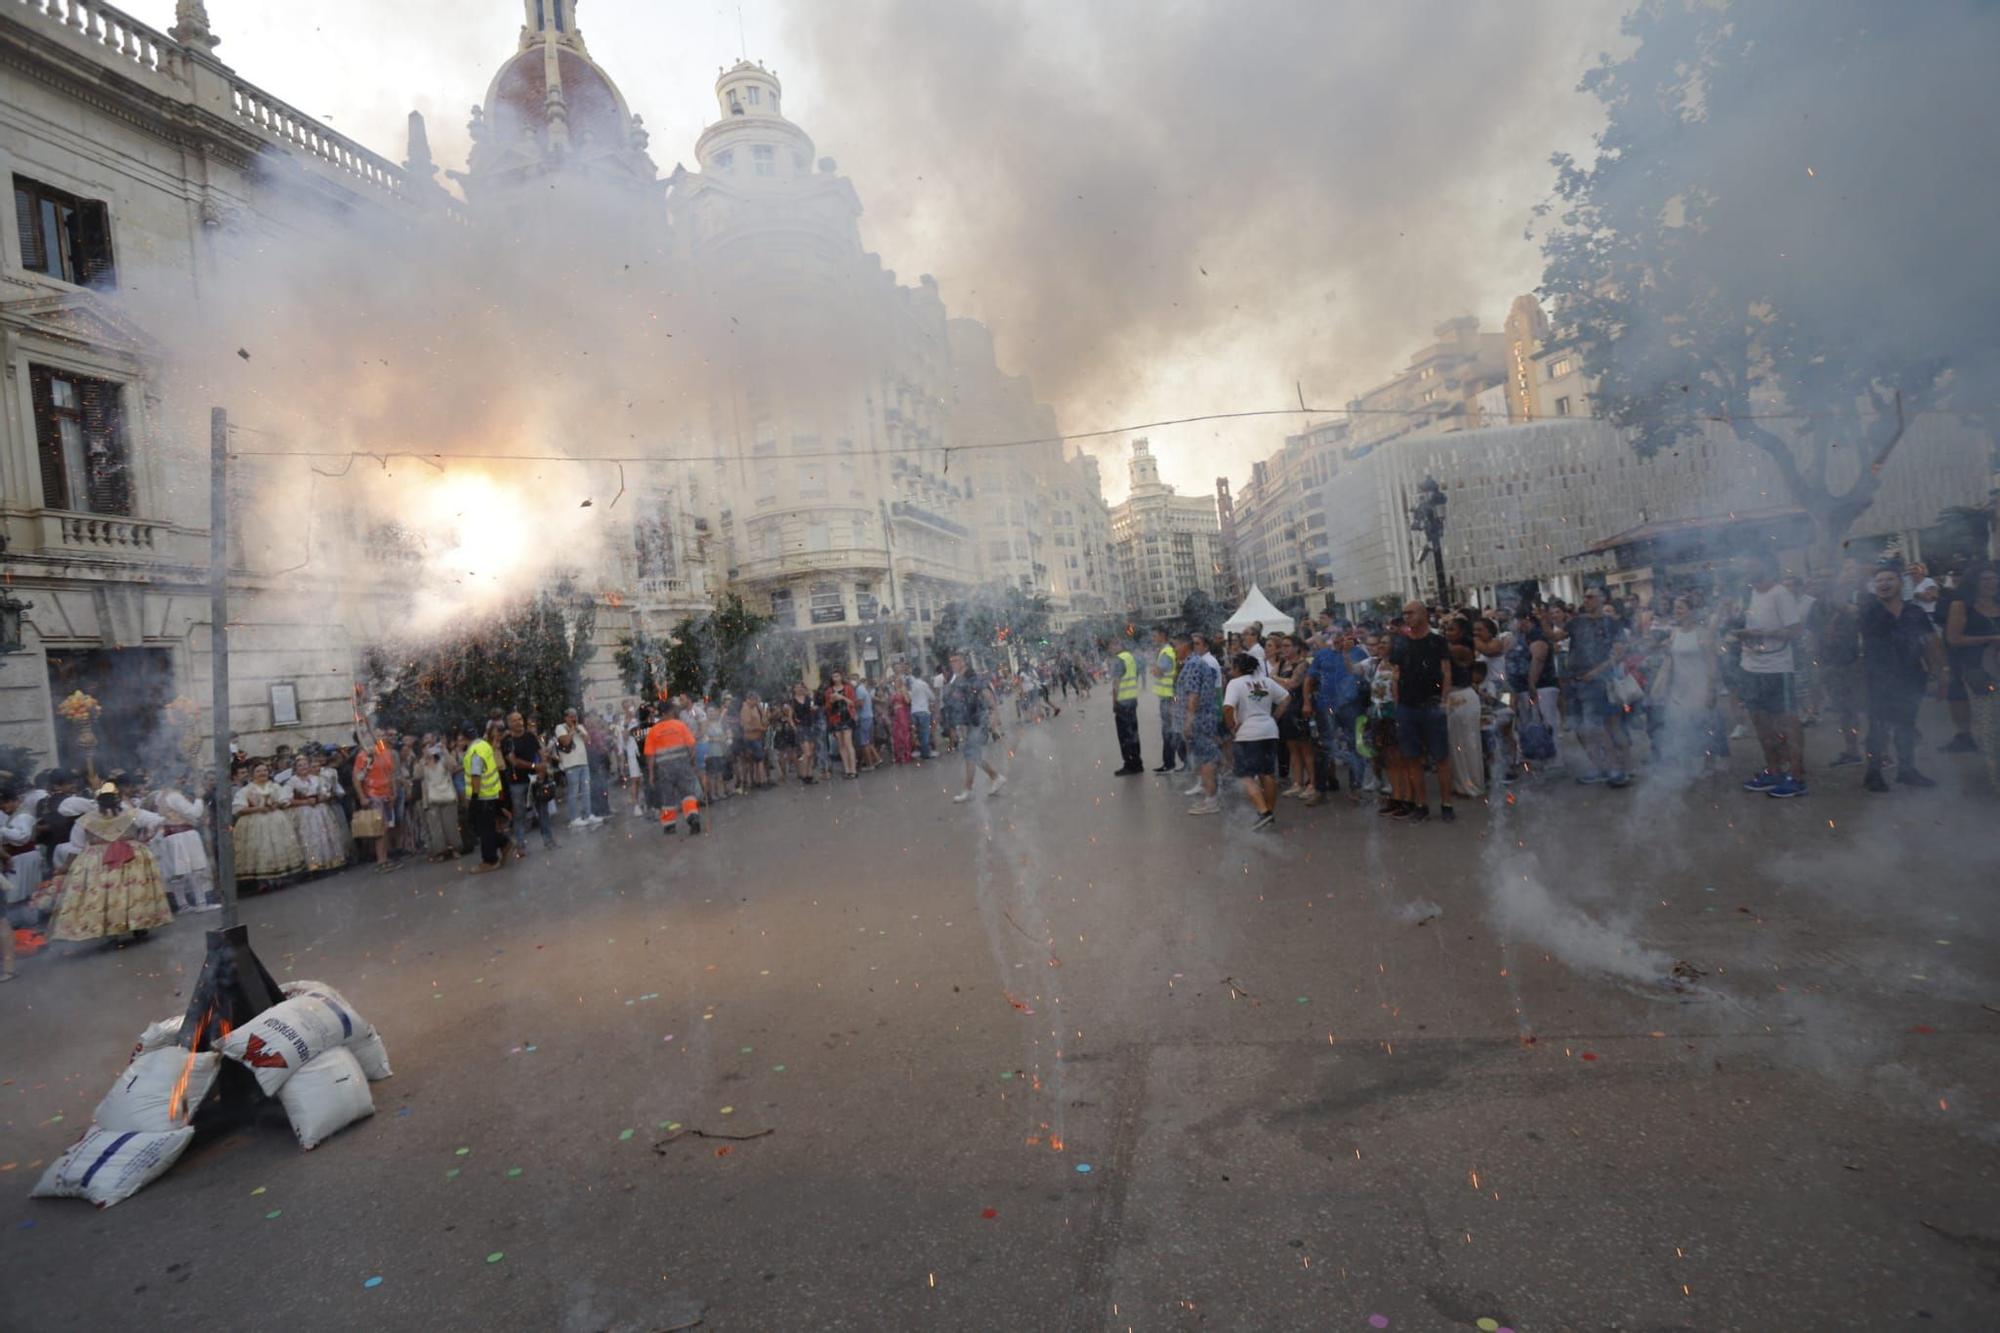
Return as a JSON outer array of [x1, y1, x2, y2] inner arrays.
[[2, 702, 1996, 1331]]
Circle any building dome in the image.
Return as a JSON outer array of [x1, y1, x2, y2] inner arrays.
[[463, 0, 657, 198]]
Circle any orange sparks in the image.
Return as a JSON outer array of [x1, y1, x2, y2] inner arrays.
[[1468, 1169, 1481, 1190], [1049, 1136, 1064, 1152]]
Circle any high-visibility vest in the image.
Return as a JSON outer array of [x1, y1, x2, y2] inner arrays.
[[464, 738, 502, 799], [1153, 644, 1177, 697], [1115, 650, 1140, 702]]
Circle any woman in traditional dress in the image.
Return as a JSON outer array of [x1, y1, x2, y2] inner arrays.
[[152, 774, 220, 912], [50, 783, 172, 943], [285, 755, 343, 872], [1, 779, 43, 912], [233, 762, 305, 885]]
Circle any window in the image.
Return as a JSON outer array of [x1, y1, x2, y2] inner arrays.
[[810, 581, 845, 624], [988, 540, 1011, 562], [1554, 396, 1572, 416], [746, 86, 761, 106], [797, 464, 826, 498], [753, 145, 775, 177], [29, 365, 130, 514], [768, 589, 794, 624], [1548, 357, 1572, 379], [714, 149, 734, 172], [14, 176, 116, 289], [757, 521, 780, 560], [856, 582, 878, 620], [805, 521, 830, 551]]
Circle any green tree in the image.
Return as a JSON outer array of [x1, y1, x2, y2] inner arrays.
[[1538, 0, 1998, 559], [1177, 587, 1221, 634]]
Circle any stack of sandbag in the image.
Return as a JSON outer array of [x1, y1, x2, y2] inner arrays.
[[219, 980, 391, 1149], [32, 1029, 219, 1207]]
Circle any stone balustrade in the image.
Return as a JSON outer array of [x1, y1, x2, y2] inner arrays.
[[10, 0, 463, 219], [12, 0, 178, 82]]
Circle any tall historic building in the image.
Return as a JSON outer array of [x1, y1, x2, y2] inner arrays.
[[0, 0, 1111, 771], [1108, 439, 1229, 622]]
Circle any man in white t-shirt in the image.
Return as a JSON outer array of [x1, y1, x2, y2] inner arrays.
[[1735, 554, 1807, 798], [553, 708, 602, 829], [1223, 650, 1291, 830], [904, 665, 937, 759]]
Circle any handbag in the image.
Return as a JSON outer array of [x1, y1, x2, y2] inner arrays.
[[351, 808, 385, 839], [1518, 699, 1557, 762], [1608, 666, 1646, 708]]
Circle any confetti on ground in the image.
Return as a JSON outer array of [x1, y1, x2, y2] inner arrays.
[[446, 1168, 461, 1179], [618, 1129, 636, 1141], [524, 1045, 537, 1053], [739, 1046, 754, 1054], [771, 1065, 786, 1072], [1296, 996, 1309, 1004], [981, 1208, 998, 1219], [1369, 1318, 1389, 1330], [455, 1147, 471, 1156], [663, 1034, 675, 1042], [1075, 1163, 1093, 1174], [485, 1252, 504, 1265], [265, 1209, 283, 1220], [251, 1186, 267, 1195], [715, 1146, 733, 1158], [506, 1167, 523, 1178], [1476, 1321, 1500, 1333], [1580, 1052, 1598, 1062], [363, 1276, 383, 1289], [719, 1106, 734, 1115], [999, 1071, 1014, 1081]]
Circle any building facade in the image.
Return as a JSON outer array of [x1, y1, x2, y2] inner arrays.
[[0, 0, 1113, 777], [1108, 438, 1229, 622], [1229, 418, 1347, 609]]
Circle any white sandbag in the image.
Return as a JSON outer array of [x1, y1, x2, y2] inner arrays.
[[131, 1015, 185, 1059], [32, 1127, 193, 1207], [351, 1030, 393, 1081], [219, 992, 368, 1096], [281, 981, 377, 1042], [277, 1047, 374, 1149], [93, 1049, 220, 1133]]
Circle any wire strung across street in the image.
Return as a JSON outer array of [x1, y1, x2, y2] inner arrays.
[[220, 399, 1949, 474]]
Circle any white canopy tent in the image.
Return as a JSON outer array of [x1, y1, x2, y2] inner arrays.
[[1222, 585, 1294, 635]]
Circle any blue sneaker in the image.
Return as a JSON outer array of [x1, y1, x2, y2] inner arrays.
[[1575, 771, 1608, 785], [1606, 771, 1632, 788], [1766, 775, 1808, 799], [1742, 770, 1780, 792]]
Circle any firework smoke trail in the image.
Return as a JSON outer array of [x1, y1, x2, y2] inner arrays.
[[965, 722, 1072, 1156]]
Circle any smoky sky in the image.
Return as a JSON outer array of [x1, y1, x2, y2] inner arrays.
[[776, 0, 1625, 493]]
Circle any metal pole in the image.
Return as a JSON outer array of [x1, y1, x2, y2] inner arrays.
[[209, 407, 238, 928]]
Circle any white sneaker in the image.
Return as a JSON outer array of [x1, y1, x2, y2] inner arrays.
[[568, 818, 587, 830], [989, 775, 1008, 797], [952, 791, 973, 803], [586, 815, 605, 827], [1183, 782, 1204, 797], [1187, 799, 1220, 816]]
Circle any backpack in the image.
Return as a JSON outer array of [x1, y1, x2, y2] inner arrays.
[[1518, 699, 1557, 762]]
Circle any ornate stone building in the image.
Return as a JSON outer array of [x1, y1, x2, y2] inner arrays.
[[0, 1, 1106, 771]]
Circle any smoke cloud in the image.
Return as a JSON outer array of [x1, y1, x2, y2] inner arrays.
[[776, 0, 1625, 493]]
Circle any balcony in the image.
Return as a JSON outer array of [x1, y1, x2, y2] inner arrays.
[[890, 500, 970, 539], [637, 574, 707, 605], [13, 509, 204, 565], [732, 546, 892, 583]]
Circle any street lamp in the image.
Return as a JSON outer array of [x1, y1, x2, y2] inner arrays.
[[0, 588, 31, 654], [1409, 475, 1450, 606]]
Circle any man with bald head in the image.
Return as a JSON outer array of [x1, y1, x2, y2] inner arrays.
[[1388, 599, 1455, 823]]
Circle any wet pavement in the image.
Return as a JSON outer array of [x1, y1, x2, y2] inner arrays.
[[2, 701, 1997, 1331]]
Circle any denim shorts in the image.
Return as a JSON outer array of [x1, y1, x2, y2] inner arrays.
[[1232, 738, 1277, 777], [1396, 703, 1451, 761]]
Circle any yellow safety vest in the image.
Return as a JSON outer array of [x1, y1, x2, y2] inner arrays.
[[1153, 644, 1177, 697], [1115, 650, 1140, 702], [464, 739, 502, 799]]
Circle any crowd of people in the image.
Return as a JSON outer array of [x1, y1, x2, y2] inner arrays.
[[3, 550, 1991, 975], [1101, 552, 2000, 830]]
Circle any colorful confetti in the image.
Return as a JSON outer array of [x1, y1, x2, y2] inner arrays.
[[363, 1276, 383, 1289], [485, 1252, 504, 1265]]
